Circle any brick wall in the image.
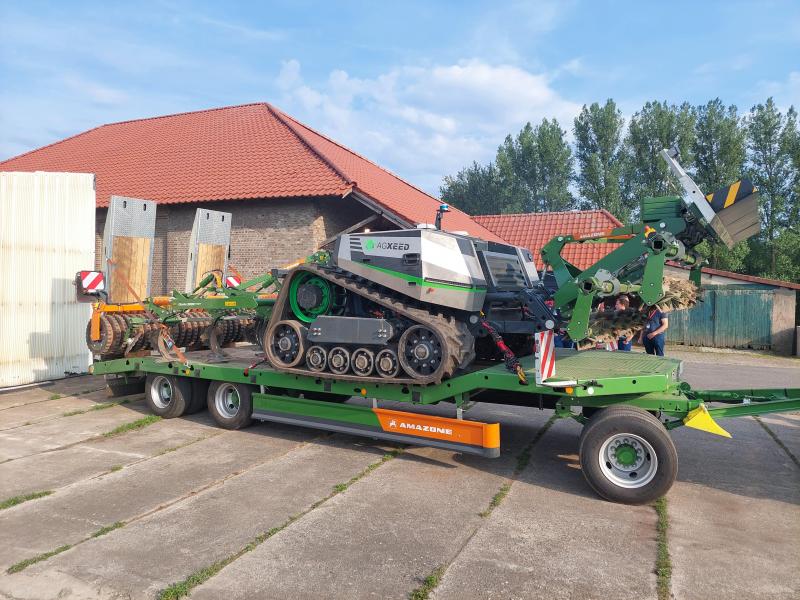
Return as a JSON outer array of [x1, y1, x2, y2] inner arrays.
[[95, 195, 376, 295]]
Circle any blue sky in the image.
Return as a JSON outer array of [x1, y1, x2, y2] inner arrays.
[[1, 0, 798, 194]]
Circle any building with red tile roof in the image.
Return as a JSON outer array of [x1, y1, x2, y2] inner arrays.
[[474, 210, 623, 270], [0, 103, 501, 292]]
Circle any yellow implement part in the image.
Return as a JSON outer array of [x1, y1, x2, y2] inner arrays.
[[683, 404, 732, 438]]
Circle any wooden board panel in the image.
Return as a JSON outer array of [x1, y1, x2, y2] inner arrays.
[[109, 236, 151, 303], [194, 243, 227, 288]]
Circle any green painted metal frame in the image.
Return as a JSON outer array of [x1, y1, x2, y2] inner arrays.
[[91, 351, 800, 429], [541, 195, 706, 341]]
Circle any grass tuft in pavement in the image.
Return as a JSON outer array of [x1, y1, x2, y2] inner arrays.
[[754, 416, 800, 468], [48, 393, 62, 400], [91, 521, 125, 538], [63, 399, 131, 417], [103, 415, 161, 437], [479, 483, 511, 518], [324, 449, 403, 502], [0, 490, 53, 511], [7, 545, 72, 574], [409, 565, 446, 600], [479, 415, 557, 519], [654, 496, 672, 600], [515, 415, 557, 473], [159, 448, 404, 600], [110, 465, 123, 472]]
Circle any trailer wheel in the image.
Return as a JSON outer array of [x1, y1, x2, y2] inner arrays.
[[145, 374, 191, 418], [186, 379, 209, 414], [207, 382, 253, 430], [579, 406, 677, 505]]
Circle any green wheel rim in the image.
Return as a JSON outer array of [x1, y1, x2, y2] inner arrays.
[[289, 272, 333, 323]]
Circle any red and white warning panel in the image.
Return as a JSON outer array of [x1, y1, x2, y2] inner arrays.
[[80, 271, 105, 291], [75, 270, 106, 303], [225, 274, 241, 288], [535, 330, 556, 384]]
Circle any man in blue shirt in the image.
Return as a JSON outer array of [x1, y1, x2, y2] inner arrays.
[[639, 307, 669, 356]]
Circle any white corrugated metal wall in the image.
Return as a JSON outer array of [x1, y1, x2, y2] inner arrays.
[[0, 172, 95, 387]]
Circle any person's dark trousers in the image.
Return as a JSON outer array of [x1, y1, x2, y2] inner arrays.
[[643, 335, 665, 356], [618, 338, 632, 351], [554, 334, 575, 349]]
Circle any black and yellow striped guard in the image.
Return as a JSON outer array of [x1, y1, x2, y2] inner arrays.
[[705, 179, 757, 213]]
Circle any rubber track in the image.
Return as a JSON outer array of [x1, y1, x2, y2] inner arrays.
[[265, 264, 475, 385]]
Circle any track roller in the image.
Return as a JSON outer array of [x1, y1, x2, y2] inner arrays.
[[375, 348, 400, 378], [328, 346, 350, 375], [351, 348, 375, 377], [306, 345, 328, 372]]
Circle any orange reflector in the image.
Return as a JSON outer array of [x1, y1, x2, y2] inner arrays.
[[565, 387, 574, 394], [360, 388, 367, 396]]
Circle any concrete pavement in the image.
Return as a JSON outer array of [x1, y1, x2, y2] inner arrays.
[[0, 350, 796, 600]]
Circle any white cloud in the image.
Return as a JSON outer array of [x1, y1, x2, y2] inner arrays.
[[192, 15, 286, 42], [62, 75, 128, 106], [758, 71, 800, 111], [275, 59, 581, 194]]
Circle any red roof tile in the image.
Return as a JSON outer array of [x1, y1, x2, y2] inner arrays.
[[0, 103, 501, 241], [274, 109, 502, 241], [474, 210, 623, 269]]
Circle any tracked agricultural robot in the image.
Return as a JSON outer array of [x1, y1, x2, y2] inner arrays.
[[81, 149, 760, 385], [261, 148, 759, 382], [264, 226, 555, 383]]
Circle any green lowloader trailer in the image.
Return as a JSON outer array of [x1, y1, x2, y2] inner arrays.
[[92, 346, 799, 505]]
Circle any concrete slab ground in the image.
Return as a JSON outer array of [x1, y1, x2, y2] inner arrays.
[[0, 401, 154, 462], [433, 418, 658, 600], [0, 352, 796, 599], [669, 417, 800, 600], [0, 437, 391, 600], [0, 375, 105, 410], [189, 413, 541, 600], [0, 423, 317, 570], [0, 412, 218, 498]]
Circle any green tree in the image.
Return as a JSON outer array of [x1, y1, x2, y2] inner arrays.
[[439, 162, 510, 215], [692, 99, 748, 270], [772, 229, 800, 282], [623, 101, 696, 203], [695, 238, 751, 272], [745, 98, 797, 274], [573, 99, 629, 221], [784, 111, 800, 230], [693, 99, 746, 193], [495, 118, 575, 212]]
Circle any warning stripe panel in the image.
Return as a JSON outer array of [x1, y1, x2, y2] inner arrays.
[[536, 330, 555, 381], [705, 179, 756, 213], [80, 271, 105, 290]]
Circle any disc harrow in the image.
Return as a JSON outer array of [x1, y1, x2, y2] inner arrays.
[[86, 310, 256, 360]]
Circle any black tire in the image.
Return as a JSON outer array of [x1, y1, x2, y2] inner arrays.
[[207, 381, 253, 430], [579, 406, 677, 505], [145, 374, 191, 418], [106, 375, 146, 398], [581, 406, 600, 420], [186, 379, 210, 414]]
